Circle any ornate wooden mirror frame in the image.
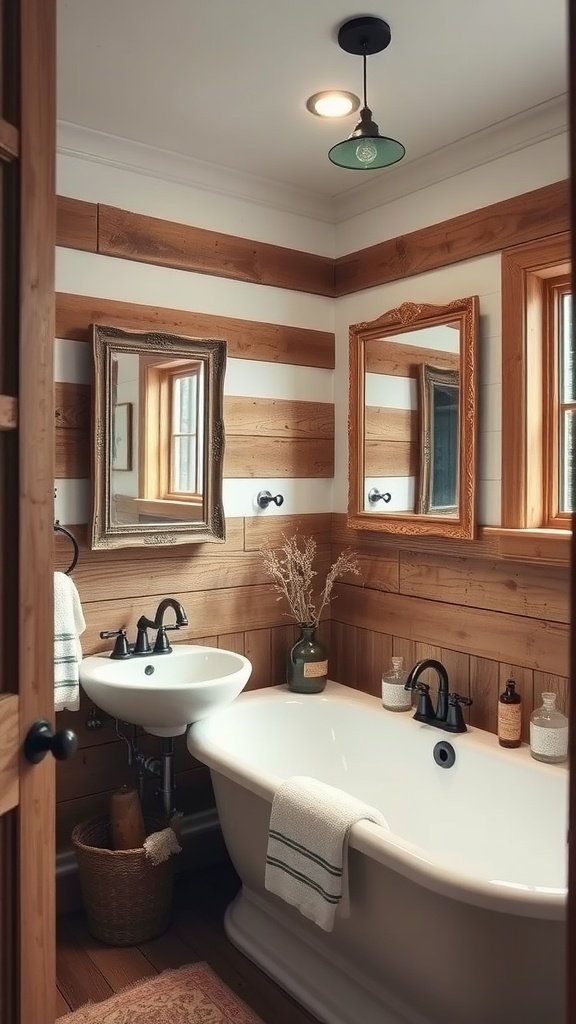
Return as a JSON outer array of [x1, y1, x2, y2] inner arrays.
[[91, 325, 227, 549], [348, 296, 479, 539]]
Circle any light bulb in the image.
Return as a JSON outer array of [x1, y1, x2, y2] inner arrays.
[[355, 139, 378, 165], [315, 94, 353, 117], [306, 91, 360, 119]]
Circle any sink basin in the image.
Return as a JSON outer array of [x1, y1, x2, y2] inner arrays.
[[79, 644, 252, 737]]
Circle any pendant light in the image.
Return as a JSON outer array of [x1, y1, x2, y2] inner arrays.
[[328, 16, 405, 171]]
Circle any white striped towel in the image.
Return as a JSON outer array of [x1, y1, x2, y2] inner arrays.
[[264, 775, 387, 932], [54, 571, 86, 713]]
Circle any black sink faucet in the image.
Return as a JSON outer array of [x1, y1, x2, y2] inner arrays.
[[404, 658, 472, 733], [135, 598, 189, 655]]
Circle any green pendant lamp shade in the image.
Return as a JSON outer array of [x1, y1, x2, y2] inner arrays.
[[328, 103, 405, 169], [329, 16, 405, 171]]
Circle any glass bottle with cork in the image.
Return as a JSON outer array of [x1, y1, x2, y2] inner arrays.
[[498, 679, 522, 748]]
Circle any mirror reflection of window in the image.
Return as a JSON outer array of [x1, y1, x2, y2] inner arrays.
[[430, 382, 459, 511], [137, 356, 205, 517], [167, 365, 204, 498], [417, 365, 459, 516]]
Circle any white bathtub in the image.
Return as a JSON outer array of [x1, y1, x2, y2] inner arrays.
[[188, 681, 568, 1024]]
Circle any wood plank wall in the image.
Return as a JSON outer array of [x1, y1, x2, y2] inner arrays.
[[330, 515, 569, 739], [55, 382, 335, 480], [54, 185, 570, 863], [54, 200, 337, 852], [334, 180, 570, 294]]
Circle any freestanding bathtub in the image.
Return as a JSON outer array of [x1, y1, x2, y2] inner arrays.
[[188, 681, 567, 1024]]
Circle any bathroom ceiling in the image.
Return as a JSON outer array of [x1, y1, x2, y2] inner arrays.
[[57, 0, 568, 201]]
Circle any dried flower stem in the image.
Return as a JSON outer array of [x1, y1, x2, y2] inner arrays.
[[260, 534, 361, 628]]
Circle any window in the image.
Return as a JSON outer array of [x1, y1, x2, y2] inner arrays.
[[544, 278, 573, 525], [165, 367, 204, 499], [139, 357, 205, 507], [501, 233, 572, 532]]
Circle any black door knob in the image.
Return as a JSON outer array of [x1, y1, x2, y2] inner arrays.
[[24, 720, 78, 764]]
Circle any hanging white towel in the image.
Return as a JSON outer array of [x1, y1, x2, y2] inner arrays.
[[265, 775, 387, 932], [54, 571, 86, 713]]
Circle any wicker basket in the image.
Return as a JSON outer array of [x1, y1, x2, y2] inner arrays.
[[71, 816, 175, 946]]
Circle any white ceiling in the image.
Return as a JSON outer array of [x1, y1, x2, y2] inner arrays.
[[57, 0, 568, 202]]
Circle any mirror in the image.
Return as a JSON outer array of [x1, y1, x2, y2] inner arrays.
[[348, 297, 478, 539], [91, 325, 226, 549]]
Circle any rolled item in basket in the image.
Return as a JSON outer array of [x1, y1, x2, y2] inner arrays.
[[143, 827, 182, 866], [109, 786, 146, 850]]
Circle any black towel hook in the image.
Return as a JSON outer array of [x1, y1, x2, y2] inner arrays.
[[54, 488, 79, 575], [54, 522, 79, 575]]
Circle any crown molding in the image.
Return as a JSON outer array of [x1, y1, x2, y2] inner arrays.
[[58, 96, 568, 230], [334, 95, 568, 223], [57, 121, 335, 224]]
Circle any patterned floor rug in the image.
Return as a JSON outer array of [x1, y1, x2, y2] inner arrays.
[[59, 961, 265, 1023]]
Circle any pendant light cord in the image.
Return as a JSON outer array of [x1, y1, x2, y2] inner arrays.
[[362, 47, 368, 108]]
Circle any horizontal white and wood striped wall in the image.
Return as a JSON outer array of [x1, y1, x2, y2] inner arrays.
[[54, 185, 337, 849], [53, 169, 570, 863]]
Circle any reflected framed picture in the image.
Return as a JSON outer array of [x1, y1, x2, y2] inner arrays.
[[112, 402, 132, 471]]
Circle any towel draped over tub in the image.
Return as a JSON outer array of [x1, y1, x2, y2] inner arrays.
[[265, 775, 386, 932]]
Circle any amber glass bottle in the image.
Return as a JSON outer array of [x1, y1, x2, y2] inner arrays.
[[498, 680, 522, 748]]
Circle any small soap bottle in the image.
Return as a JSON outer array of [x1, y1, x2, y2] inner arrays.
[[498, 679, 522, 748], [530, 692, 568, 764], [382, 656, 411, 712]]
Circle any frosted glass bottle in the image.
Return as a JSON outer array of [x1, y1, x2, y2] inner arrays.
[[382, 656, 411, 712], [529, 692, 568, 764]]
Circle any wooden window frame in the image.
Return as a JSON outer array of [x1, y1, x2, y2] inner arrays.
[[163, 365, 202, 501], [501, 232, 571, 532], [544, 275, 573, 529], [138, 357, 203, 507]]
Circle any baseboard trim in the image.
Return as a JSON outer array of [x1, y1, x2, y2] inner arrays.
[[56, 807, 227, 915]]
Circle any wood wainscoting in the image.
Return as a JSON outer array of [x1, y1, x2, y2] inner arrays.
[[54, 510, 569, 857], [330, 515, 569, 739]]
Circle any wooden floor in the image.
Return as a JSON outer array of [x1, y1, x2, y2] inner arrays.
[[56, 860, 320, 1023]]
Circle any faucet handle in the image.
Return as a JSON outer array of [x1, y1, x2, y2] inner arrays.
[[445, 692, 473, 733], [411, 682, 436, 723], [99, 628, 130, 660], [448, 692, 473, 706], [152, 625, 179, 654]]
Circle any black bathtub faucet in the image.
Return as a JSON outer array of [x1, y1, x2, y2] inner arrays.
[[404, 658, 472, 734]]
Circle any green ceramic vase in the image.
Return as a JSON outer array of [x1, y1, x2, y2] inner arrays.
[[286, 624, 328, 694]]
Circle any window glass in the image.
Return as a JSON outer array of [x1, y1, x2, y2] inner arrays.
[[170, 372, 200, 494], [559, 292, 574, 514]]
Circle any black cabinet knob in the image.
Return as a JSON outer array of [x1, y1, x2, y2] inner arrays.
[[24, 720, 78, 764]]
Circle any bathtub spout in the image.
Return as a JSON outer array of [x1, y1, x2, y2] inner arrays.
[[404, 659, 472, 732]]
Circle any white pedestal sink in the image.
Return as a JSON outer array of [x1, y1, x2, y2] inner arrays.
[[79, 644, 252, 737]]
